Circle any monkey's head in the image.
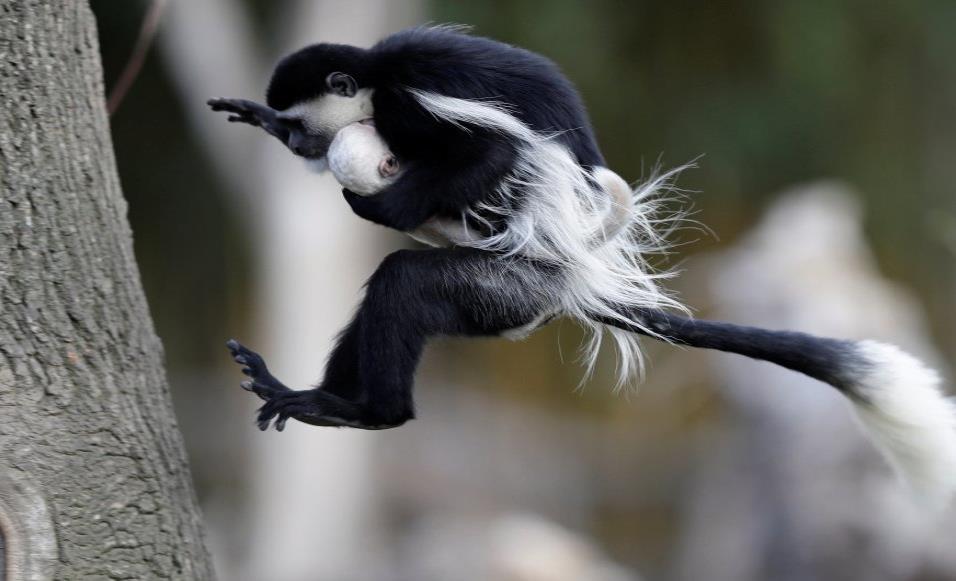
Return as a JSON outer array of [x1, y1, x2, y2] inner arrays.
[[265, 43, 374, 164], [209, 43, 376, 168]]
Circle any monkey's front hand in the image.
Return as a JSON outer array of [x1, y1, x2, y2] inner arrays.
[[343, 188, 426, 231], [207, 98, 288, 141], [342, 188, 386, 222]]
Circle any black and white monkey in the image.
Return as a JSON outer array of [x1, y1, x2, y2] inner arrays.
[[210, 26, 956, 505]]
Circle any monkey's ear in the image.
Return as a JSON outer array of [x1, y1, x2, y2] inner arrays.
[[326, 72, 357, 98]]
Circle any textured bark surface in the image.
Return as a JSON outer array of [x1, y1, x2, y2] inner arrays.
[[0, 1, 214, 579]]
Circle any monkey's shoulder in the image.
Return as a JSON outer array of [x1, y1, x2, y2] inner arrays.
[[369, 26, 603, 165], [371, 26, 571, 100]]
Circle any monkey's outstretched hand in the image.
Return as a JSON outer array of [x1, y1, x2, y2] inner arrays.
[[207, 98, 289, 142]]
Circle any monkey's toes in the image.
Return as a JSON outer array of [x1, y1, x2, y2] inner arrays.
[[226, 339, 290, 397]]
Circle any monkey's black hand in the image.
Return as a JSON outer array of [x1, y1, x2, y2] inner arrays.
[[343, 188, 423, 231], [343, 188, 385, 225], [207, 98, 289, 141]]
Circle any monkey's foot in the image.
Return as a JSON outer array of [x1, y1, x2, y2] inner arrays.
[[227, 339, 404, 431], [256, 387, 404, 432], [254, 390, 327, 432], [226, 339, 290, 401]]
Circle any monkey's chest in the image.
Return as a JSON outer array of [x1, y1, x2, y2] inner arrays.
[[408, 217, 480, 248]]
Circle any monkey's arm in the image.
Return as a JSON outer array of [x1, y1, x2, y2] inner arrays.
[[207, 98, 289, 143], [342, 132, 517, 231]]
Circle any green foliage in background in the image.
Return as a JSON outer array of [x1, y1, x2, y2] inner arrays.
[[434, 0, 956, 355]]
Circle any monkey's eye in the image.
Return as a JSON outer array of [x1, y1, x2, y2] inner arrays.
[[379, 155, 400, 178], [326, 72, 357, 98]]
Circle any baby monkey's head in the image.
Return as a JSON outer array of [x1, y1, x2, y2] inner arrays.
[[327, 120, 401, 196]]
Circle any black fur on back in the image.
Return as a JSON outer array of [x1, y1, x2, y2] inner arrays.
[[368, 26, 605, 167], [265, 26, 606, 231]]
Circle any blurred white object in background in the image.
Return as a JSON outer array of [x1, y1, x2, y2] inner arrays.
[[401, 511, 638, 581], [490, 513, 638, 581], [676, 183, 956, 581]]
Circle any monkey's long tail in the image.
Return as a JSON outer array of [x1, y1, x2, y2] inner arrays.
[[593, 308, 956, 508]]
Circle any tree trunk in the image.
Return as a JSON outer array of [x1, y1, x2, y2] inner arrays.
[[0, 2, 214, 579]]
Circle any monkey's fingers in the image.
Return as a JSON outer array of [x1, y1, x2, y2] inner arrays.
[[256, 392, 313, 431], [227, 114, 261, 126], [240, 380, 276, 401], [257, 398, 286, 431], [273, 405, 314, 431], [227, 339, 267, 371], [207, 97, 275, 119], [274, 414, 290, 432], [207, 97, 252, 112], [227, 339, 291, 394]]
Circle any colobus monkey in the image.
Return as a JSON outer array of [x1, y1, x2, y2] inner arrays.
[[210, 26, 956, 505]]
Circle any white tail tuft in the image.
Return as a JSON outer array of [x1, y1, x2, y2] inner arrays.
[[849, 340, 956, 508]]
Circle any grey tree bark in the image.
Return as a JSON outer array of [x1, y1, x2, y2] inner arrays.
[[0, 2, 214, 579]]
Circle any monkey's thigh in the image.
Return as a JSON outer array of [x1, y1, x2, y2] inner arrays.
[[376, 247, 562, 339]]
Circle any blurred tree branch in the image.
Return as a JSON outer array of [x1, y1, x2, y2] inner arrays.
[[107, 0, 168, 115]]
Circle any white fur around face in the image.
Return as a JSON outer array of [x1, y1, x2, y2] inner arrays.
[[282, 88, 375, 136], [327, 122, 399, 195]]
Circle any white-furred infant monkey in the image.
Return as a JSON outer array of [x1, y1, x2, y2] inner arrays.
[[328, 119, 636, 249]]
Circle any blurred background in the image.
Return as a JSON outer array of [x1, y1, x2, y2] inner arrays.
[[89, 1, 956, 579]]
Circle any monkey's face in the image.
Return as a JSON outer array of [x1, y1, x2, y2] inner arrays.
[[274, 75, 375, 162], [265, 44, 374, 164]]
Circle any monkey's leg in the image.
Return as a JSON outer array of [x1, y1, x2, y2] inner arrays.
[[245, 247, 557, 431]]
